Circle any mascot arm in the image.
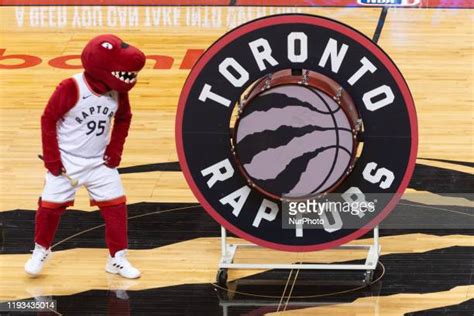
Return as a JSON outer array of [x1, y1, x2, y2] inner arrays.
[[104, 92, 132, 168], [41, 78, 78, 176]]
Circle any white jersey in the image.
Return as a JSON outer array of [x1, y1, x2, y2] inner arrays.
[[57, 73, 119, 158]]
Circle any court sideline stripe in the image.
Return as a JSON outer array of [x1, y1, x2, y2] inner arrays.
[[373, 6, 388, 44], [276, 269, 295, 312]]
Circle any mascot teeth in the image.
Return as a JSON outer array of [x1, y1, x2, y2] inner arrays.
[[111, 71, 138, 83]]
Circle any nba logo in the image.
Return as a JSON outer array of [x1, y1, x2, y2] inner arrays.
[[358, 0, 421, 6]]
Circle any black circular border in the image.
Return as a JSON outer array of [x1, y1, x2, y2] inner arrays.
[[176, 14, 418, 251]]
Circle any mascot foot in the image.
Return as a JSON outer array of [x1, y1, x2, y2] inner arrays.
[[105, 250, 141, 279], [25, 243, 51, 277]]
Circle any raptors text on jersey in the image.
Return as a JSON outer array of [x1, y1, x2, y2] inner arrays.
[[57, 73, 118, 158]]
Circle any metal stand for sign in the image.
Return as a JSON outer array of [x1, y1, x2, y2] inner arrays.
[[216, 225, 380, 286]]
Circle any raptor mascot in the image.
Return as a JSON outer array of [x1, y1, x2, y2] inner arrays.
[[25, 34, 146, 279]]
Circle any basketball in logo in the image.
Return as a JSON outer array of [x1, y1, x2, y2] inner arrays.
[[233, 69, 360, 200], [176, 14, 417, 251]]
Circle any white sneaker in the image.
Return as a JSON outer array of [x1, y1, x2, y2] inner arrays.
[[24, 243, 51, 276], [105, 250, 141, 279]]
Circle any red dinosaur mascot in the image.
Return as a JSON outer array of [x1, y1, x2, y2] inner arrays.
[[25, 35, 146, 279]]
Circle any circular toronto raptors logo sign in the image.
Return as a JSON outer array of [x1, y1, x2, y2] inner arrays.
[[176, 14, 417, 251]]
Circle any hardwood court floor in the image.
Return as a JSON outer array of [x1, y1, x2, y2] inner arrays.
[[1, 6, 470, 211], [0, 4, 473, 315]]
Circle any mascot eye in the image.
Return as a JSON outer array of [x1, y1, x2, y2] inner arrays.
[[101, 42, 113, 50]]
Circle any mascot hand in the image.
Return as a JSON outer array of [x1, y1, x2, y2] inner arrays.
[[104, 148, 121, 168], [45, 160, 65, 176]]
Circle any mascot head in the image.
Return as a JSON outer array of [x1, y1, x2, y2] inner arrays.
[[81, 34, 146, 93]]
